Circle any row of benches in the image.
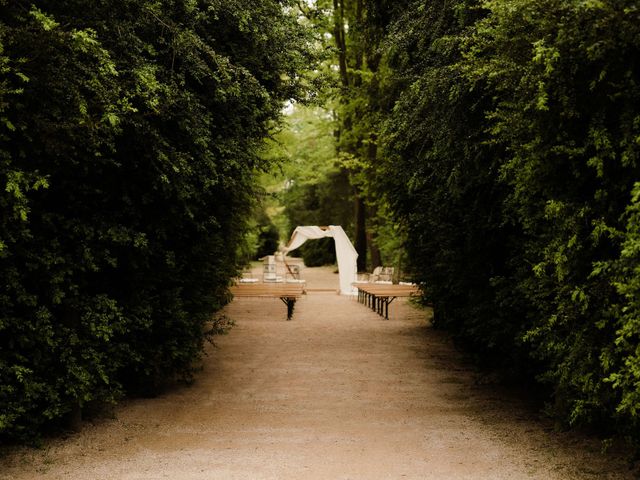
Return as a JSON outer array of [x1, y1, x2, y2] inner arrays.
[[229, 281, 419, 321]]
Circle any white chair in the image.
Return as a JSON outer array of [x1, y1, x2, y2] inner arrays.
[[371, 266, 394, 284], [263, 255, 283, 282]]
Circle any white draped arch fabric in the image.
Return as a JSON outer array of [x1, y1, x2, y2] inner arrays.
[[281, 226, 358, 295]]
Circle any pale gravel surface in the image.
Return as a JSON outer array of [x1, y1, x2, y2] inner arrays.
[[1, 265, 636, 479]]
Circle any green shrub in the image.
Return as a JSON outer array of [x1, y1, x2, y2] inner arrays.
[[0, 0, 313, 442], [378, 0, 640, 446]]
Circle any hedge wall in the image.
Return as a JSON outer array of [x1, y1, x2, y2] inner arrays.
[[0, 0, 312, 441]]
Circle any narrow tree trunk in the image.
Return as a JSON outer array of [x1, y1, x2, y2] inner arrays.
[[366, 133, 381, 269], [333, 0, 368, 271], [333, 0, 349, 88], [353, 0, 363, 87], [355, 195, 367, 271], [367, 229, 382, 269]]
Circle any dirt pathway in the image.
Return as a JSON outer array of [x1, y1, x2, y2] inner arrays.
[[0, 266, 634, 479]]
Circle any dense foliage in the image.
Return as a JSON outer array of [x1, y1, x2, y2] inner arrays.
[[3, 0, 639, 452], [259, 2, 410, 272], [380, 0, 515, 359], [375, 0, 640, 445], [0, 0, 312, 441]]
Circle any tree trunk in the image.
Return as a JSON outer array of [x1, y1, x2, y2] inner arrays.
[[333, 0, 349, 88], [367, 228, 382, 269], [353, 0, 363, 87], [366, 132, 381, 268], [355, 194, 367, 271], [333, 0, 368, 271]]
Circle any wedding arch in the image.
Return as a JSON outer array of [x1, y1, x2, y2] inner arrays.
[[280, 226, 358, 295]]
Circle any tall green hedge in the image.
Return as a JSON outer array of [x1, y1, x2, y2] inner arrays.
[[378, 0, 640, 445], [469, 0, 640, 438], [0, 0, 312, 442]]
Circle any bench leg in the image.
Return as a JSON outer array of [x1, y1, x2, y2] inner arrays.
[[280, 297, 296, 321], [385, 297, 397, 320]]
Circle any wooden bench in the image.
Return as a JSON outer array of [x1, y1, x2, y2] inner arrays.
[[230, 283, 305, 320], [354, 283, 420, 319]]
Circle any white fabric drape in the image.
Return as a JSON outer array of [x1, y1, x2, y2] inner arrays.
[[281, 226, 358, 295]]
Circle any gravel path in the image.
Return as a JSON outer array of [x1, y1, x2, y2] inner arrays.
[[0, 266, 634, 479]]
